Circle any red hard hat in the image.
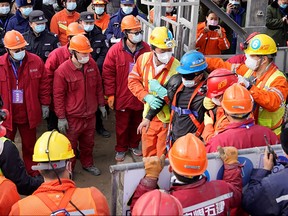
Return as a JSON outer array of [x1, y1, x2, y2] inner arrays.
[[206, 68, 238, 98], [132, 189, 183, 216]]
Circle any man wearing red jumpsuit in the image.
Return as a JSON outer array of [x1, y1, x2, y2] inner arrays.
[[0, 30, 50, 176], [102, 15, 150, 161], [53, 34, 106, 176], [130, 133, 242, 215]]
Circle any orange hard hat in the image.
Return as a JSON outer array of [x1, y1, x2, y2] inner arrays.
[[92, 0, 107, 4], [4, 30, 27, 49], [206, 68, 238, 98], [221, 83, 253, 114], [121, 15, 141, 32], [69, 34, 93, 53], [132, 189, 183, 216], [168, 133, 207, 176], [66, 22, 85, 37]]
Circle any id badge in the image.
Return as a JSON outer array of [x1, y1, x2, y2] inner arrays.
[[12, 89, 23, 104], [129, 62, 135, 73]]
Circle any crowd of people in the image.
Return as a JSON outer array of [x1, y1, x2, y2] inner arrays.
[[0, 0, 287, 215]]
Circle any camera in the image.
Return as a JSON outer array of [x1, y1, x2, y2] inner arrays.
[[208, 25, 220, 31]]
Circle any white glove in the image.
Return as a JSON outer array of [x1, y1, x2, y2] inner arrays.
[[41, 105, 49, 119], [58, 118, 69, 134], [99, 106, 107, 118], [238, 75, 251, 89]]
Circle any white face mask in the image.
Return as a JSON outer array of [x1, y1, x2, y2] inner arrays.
[[66, 2, 77, 11], [182, 77, 196, 88], [83, 24, 94, 32], [21, 7, 33, 16], [211, 97, 221, 106], [94, 7, 105, 15], [245, 54, 260, 71], [130, 33, 142, 44], [0, 6, 10, 15], [13, 50, 25, 61], [122, 6, 133, 14], [207, 19, 218, 26], [78, 56, 89, 64], [166, 6, 173, 13], [43, 0, 56, 5], [155, 51, 173, 64]]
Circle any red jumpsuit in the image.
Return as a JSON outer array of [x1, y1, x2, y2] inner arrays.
[[131, 164, 242, 215], [53, 58, 105, 169], [102, 40, 150, 152], [206, 118, 279, 152], [0, 52, 50, 176]]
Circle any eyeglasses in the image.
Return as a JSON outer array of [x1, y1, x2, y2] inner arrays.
[[127, 30, 143, 36], [11, 48, 25, 53]]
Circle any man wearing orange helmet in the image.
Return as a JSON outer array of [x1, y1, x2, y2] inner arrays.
[[92, 0, 110, 32], [45, 22, 85, 131], [102, 15, 150, 161], [130, 133, 242, 215], [53, 34, 105, 176], [206, 83, 279, 152], [128, 26, 179, 157], [1, 30, 50, 176]]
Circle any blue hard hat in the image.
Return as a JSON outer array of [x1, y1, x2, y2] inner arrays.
[[16, 0, 34, 7], [120, 0, 134, 4], [176, 50, 208, 74]]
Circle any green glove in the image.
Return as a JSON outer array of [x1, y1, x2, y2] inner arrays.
[[204, 112, 213, 126], [149, 79, 167, 99], [203, 97, 216, 110], [144, 94, 163, 109]]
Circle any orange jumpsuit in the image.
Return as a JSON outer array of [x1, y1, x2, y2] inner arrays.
[[0, 176, 20, 215], [50, 9, 80, 46], [94, 13, 110, 33], [9, 179, 110, 215], [196, 22, 230, 55], [128, 52, 179, 157]]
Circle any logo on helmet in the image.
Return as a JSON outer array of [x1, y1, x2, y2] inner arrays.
[[184, 165, 201, 170], [218, 79, 227, 90], [67, 143, 72, 151], [15, 35, 20, 44], [190, 58, 204, 67], [250, 38, 261, 50]]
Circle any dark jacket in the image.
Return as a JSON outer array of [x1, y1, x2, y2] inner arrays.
[[0, 13, 13, 56], [242, 167, 288, 216], [6, 10, 30, 33], [23, 28, 60, 63], [0, 137, 43, 195], [266, 1, 288, 47]]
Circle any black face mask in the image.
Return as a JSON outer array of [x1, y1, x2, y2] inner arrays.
[[182, 71, 203, 80]]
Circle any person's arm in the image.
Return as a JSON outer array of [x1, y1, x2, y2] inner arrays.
[[95, 63, 105, 106], [53, 69, 67, 119], [50, 15, 59, 36], [90, 187, 110, 215], [217, 28, 230, 51], [104, 18, 115, 41], [96, 38, 109, 73], [266, 6, 285, 30], [102, 47, 116, 97], [39, 60, 51, 106]]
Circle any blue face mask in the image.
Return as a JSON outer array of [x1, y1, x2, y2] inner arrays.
[[94, 7, 105, 15], [122, 6, 133, 14], [34, 24, 46, 33], [0, 6, 10, 15], [280, 3, 288, 9], [13, 50, 25, 61], [66, 2, 77, 11], [83, 24, 94, 32], [21, 7, 32, 16]]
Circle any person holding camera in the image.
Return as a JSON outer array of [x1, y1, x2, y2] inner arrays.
[[196, 10, 230, 55]]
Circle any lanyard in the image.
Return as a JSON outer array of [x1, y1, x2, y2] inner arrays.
[[239, 122, 254, 129], [11, 60, 22, 89]]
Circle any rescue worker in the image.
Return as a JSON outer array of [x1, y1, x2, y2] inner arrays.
[[206, 83, 279, 152], [104, 0, 146, 44], [9, 131, 110, 215], [45, 22, 85, 131], [132, 189, 183, 216], [128, 26, 179, 157], [0, 0, 13, 55], [242, 124, 288, 216], [196, 10, 230, 55], [201, 68, 238, 143], [53, 34, 106, 176], [23, 10, 60, 63], [92, 0, 110, 33], [6, 0, 34, 33], [50, 0, 80, 46], [206, 33, 288, 136], [79, 11, 111, 138], [1, 30, 50, 176], [130, 133, 242, 215], [102, 15, 150, 161]]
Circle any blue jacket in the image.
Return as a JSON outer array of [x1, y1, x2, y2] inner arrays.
[[242, 167, 288, 216], [104, 7, 146, 41], [6, 10, 30, 33]]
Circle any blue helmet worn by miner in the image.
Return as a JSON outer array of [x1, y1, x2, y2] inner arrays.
[[176, 50, 208, 74], [16, 0, 34, 7]]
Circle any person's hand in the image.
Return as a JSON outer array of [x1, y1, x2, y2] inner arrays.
[[218, 146, 239, 165], [137, 118, 151, 134], [144, 94, 163, 109], [263, 147, 275, 171], [108, 95, 115, 110], [143, 155, 166, 179], [282, 15, 287, 23], [238, 75, 251, 89], [58, 118, 69, 134], [149, 79, 167, 99], [99, 106, 107, 119], [203, 97, 216, 110], [204, 25, 210, 33], [204, 112, 213, 126], [41, 105, 49, 119], [216, 27, 222, 38], [226, 3, 234, 14]]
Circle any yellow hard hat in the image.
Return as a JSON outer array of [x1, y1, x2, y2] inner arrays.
[[33, 131, 75, 162], [149, 26, 175, 49], [244, 34, 277, 55]]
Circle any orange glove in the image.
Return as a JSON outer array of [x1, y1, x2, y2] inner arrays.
[[108, 95, 115, 110], [217, 146, 239, 165], [143, 155, 165, 179]]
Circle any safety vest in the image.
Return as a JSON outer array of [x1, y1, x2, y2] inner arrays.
[[0, 137, 8, 176], [141, 52, 179, 123], [244, 69, 286, 135]]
